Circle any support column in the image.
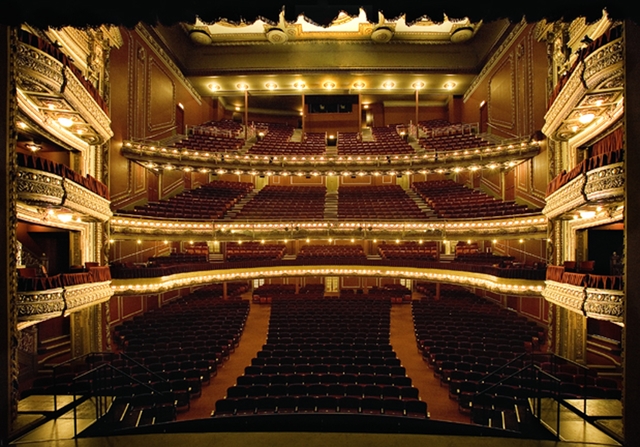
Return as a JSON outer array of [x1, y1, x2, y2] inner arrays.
[[1, 25, 18, 442], [624, 19, 640, 447], [435, 282, 441, 301], [223, 282, 228, 300]]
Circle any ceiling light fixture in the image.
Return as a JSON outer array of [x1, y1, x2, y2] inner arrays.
[[293, 81, 306, 90], [353, 81, 366, 90], [323, 81, 336, 90], [382, 81, 395, 89], [443, 81, 456, 90], [236, 83, 249, 90], [412, 81, 425, 89]]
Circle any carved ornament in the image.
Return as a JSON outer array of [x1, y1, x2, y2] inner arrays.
[[542, 280, 585, 315], [64, 281, 114, 316], [543, 174, 586, 219], [584, 162, 624, 203], [584, 289, 624, 323]]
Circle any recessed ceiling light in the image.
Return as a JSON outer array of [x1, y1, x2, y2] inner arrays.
[[443, 81, 456, 90], [412, 81, 425, 89], [236, 83, 249, 90], [382, 81, 395, 89], [323, 81, 336, 90], [353, 81, 366, 90], [578, 113, 595, 124], [293, 81, 306, 90], [265, 82, 277, 90], [57, 117, 74, 128]]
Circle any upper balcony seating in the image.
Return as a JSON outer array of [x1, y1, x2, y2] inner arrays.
[[17, 152, 110, 200], [226, 242, 286, 262], [337, 126, 414, 156], [412, 180, 538, 219], [377, 241, 438, 261], [297, 244, 367, 261], [247, 123, 326, 156], [337, 185, 426, 220], [546, 126, 624, 196], [148, 253, 208, 266], [235, 185, 326, 221], [169, 120, 244, 153], [123, 180, 253, 220]]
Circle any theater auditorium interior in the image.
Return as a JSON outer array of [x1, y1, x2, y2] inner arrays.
[[2, 1, 640, 447]]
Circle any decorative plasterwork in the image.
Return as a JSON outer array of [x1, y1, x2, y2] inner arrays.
[[16, 41, 113, 147], [584, 162, 624, 202], [17, 289, 65, 329], [543, 280, 585, 314], [543, 174, 586, 219], [121, 138, 541, 175], [17, 167, 112, 222], [110, 214, 547, 242], [464, 20, 527, 102], [16, 168, 64, 208], [543, 36, 623, 139], [62, 178, 112, 222], [584, 289, 624, 323], [136, 24, 202, 105], [111, 265, 544, 297], [63, 281, 113, 316], [186, 9, 480, 46], [543, 280, 624, 324]]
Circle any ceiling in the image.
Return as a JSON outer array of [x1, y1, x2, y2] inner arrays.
[[147, 10, 516, 115]]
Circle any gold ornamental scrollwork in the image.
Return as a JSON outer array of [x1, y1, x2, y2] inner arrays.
[[584, 289, 624, 323]]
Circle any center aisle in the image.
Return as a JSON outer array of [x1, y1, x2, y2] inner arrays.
[[178, 296, 271, 420], [390, 301, 469, 424]]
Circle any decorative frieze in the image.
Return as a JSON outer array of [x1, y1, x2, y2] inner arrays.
[[18, 166, 111, 222], [17, 289, 65, 328], [584, 289, 624, 323], [64, 281, 113, 315], [543, 174, 586, 219], [583, 39, 624, 90], [543, 279, 625, 323], [16, 168, 64, 207], [542, 280, 585, 314], [62, 179, 112, 222], [584, 162, 624, 202]]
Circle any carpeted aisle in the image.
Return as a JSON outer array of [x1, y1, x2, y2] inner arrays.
[[390, 301, 469, 424], [177, 296, 271, 420]]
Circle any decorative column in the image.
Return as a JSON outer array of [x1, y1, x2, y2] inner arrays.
[[1, 25, 18, 441]]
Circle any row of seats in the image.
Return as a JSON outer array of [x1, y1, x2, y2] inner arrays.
[[412, 180, 538, 219], [236, 185, 326, 220], [377, 241, 439, 261], [213, 297, 428, 418], [123, 180, 253, 220], [337, 185, 426, 220]]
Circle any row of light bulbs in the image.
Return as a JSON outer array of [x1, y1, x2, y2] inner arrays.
[[208, 80, 456, 92]]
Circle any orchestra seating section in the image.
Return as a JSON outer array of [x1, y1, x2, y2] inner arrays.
[[119, 181, 254, 220], [170, 120, 244, 153], [417, 120, 490, 154], [337, 185, 426, 220], [225, 242, 287, 262], [337, 126, 414, 156], [17, 152, 110, 199], [235, 185, 326, 220], [213, 297, 428, 417], [247, 123, 326, 156], [297, 244, 367, 263], [377, 241, 439, 261], [412, 285, 620, 425], [546, 126, 623, 196], [412, 180, 538, 219]]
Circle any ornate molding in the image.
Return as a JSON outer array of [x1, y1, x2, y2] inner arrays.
[[17, 289, 65, 329], [584, 162, 624, 203], [135, 24, 202, 105], [17, 167, 112, 222], [16, 41, 112, 147], [63, 281, 113, 316], [464, 20, 526, 102], [542, 280, 585, 315], [543, 174, 586, 219], [16, 168, 64, 207], [583, 39, 624, 90], [542, 60, 585, 137], [111, 265, 544, 297], [62, 178, 112, 222], [110, 214, 547, 241], [584, 289, 624, 323]]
